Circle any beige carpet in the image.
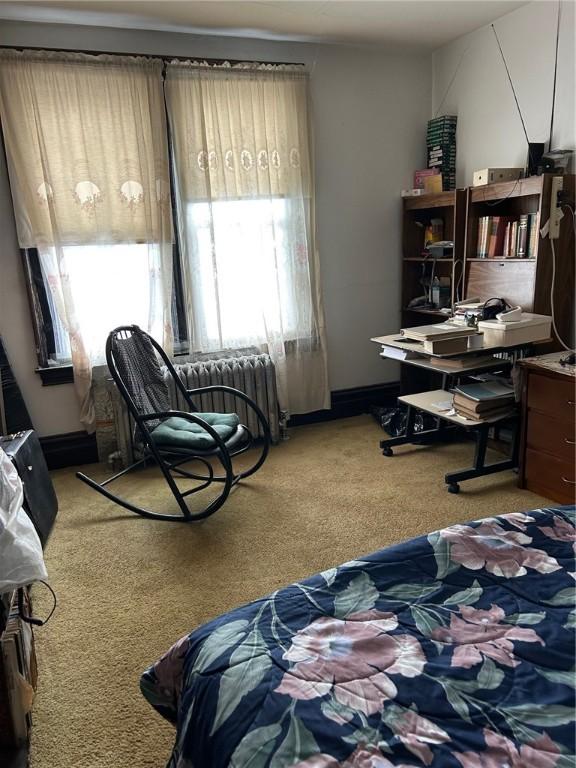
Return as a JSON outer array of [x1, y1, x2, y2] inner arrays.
[[29, 416, 551, 768]]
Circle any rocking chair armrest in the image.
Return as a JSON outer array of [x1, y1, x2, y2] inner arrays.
[[186, 385, 272, 443], [138, 410, 232, 464]]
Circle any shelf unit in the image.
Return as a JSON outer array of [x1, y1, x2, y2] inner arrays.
[[397, 174, 575, 393], [401, 189, 467, 330], [463, 174, 575, 349]]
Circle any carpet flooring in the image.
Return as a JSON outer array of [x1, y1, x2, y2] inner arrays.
[[29, 416, 551, 768]]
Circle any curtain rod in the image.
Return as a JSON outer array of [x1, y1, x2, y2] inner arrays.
[[0, 43, 303, 68]]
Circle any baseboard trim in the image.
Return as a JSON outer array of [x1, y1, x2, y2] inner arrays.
[[39, 383, 400, 467], [40, 430, 98, 470], [288, 382, 400, 427]]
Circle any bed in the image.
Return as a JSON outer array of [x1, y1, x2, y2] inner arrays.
[[141, 506, 575, 767]]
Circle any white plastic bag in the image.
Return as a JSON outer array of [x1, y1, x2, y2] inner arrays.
[[0, 447, 48, 592]]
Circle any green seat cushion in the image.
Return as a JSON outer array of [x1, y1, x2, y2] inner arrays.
[[150, 412, 240, 451]]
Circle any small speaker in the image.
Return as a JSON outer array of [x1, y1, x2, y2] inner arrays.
[[526, 142, 545, 176]]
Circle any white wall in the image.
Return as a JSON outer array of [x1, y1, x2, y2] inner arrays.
[[433, 1, 575, 188], [0, 20, 430, 435]]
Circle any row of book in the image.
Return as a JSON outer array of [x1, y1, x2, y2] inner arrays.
[[475, 213, 539, 259], [452, 380, 516, 422], [427, 116, 457, 191], [0, 590, 37, 747]]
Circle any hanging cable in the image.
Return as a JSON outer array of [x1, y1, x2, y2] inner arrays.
[[549, 238, 573, 352]]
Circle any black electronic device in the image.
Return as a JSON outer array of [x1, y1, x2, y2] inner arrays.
[[526, 142, 545, 176], [539, 149, 575, 174], [427, 241, 454, 259], [0, 430, 58, 547], [480, 297, 511, 321]]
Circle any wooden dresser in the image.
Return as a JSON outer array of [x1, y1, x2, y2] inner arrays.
[[518, 353, 576, 504]]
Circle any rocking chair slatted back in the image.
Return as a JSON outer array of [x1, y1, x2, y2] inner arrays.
[[107, 328, 172, 430]]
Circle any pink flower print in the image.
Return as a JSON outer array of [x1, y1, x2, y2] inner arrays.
[[385, 708, 450, 765], [496, 512, 536, 531], [441, 522, 561, 577], [342, 744, 413, 768], [432, 604, 544, 669], [292, 756, 341, 768], [455, 728, 560, 768], [153, 634, 189, 698], [293, 745, 415, 768], [539, 515, 576, 553], [275, 611, 425, 715]]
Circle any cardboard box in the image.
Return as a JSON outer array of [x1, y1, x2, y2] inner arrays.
[[473, 168, 523, 187], [477, 314, 551, 347]]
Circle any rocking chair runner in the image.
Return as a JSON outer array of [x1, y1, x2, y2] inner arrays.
[[76, 326, 271, 522]]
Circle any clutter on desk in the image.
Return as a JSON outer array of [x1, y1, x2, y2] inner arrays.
[[423, 335, 469, 355], [380, 345, 422, 361], [452, 380, 516, 422], [428, 354, 498, 370], [400, 323, 478, 342]]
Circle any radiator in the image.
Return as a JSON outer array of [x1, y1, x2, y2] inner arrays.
[[93, 353, 280, 466]]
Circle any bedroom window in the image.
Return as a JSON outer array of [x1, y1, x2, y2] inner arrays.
[[184, 197, 302, 347], [26, 244, 189, 367], [0, 50, 329, 422]]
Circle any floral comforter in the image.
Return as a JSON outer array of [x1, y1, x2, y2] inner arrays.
[[141, 506, 576, 768]]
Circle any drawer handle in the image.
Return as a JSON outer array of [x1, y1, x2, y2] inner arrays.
[[565, 438, 576, 445], [569, 401, 576, 406], [562, 477, 576, 485]]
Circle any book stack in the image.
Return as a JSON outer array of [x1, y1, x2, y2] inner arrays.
[[0, 590, 37, 747], [400, 323, 479, 355], [452, 381, 516, 421], [475, 213, 539, 258], [427, 116, 457, 191]]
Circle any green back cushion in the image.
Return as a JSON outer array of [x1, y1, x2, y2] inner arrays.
[[150, 412, 240, 451]]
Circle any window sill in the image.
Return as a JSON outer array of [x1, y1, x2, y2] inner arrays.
[[36, 365, 74, 386]]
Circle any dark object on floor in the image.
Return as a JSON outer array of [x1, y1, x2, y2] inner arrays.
[[0, 430, 58, 547], [0, 338, 32, 435], [76, 326, 271, 522], [371, 404, 436, 436]]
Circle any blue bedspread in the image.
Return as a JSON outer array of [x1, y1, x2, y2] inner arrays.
[[141, 506, 576, 767]]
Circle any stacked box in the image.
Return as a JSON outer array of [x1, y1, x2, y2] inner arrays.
[[427, 116, 457, 191]]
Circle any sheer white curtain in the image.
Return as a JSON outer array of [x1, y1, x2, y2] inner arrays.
[[0, 50, 173, 430], [165, 62, 329, 415]]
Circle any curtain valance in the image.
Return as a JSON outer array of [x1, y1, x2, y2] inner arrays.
[[0, 49, 171, 248], [165, 62, 311, 201]]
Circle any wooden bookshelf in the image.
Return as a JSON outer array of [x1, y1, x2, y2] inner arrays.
[[463, 174, 575, 348], [396, 174, 575, 392], [401, 189, 467, 326]]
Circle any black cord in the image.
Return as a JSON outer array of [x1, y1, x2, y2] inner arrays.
[[491, 24, 532, 167], [18, 581, 57, 627], [485, 175, 521, 207], [549, 0, 561, 151]]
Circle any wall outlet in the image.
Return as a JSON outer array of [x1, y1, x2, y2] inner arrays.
[[549, 176, 564, 239]]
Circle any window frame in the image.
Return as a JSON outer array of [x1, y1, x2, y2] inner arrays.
[[4, 46, 303, 381]]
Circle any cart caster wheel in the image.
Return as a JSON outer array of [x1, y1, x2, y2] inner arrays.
[[448, 483, 460, 494], [382, 447, 394, 457]]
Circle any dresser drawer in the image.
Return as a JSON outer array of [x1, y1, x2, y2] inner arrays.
[[526, 411, 576, 462], [527, 373, 575, 422], [525, 448, 576, 504]]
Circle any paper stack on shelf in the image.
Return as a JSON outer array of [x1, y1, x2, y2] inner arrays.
[[452, 381, 515, 421]]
